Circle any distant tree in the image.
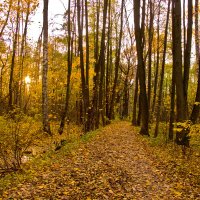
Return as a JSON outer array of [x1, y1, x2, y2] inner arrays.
[[8, 0, 20, 110], [151, 1, 160, 115], [0, 0, 13, 38], [18, 0, 31, 108]]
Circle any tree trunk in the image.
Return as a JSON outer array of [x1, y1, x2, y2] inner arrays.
[[109, 0, 124, 120], [151, 3, 161, 115], [132, 70, 139, 125], [183, 0, 193, 117], [169, 65, 176, 140], [42, 0, 51, 134], [134, 0, 149, 136], [0, 0, 13, 37], [19, 1, 30, 108], [8, 0, 20, 110], [190, 0, 200, 124], [59, 0, 72, 135], [77, 0, 87, 130], [105, 0, 112, 123], [195, 0, 199, 67], [147, 0, 154, 109], [172, 0, 186, 122], [122, 66, 130, 118], [154, 0, 171, 138]]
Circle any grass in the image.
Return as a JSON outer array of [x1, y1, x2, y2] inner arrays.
[[0, 122, 103, 192], [134, 122, 200, 187]]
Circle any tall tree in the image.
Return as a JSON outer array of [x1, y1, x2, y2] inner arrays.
[[98, 0, 109, 126], [109, 0, 124, 120], [151, 1, 160, 115], [154, 0, 171, 138], [84, 0, 91, 131], [42, 0, 51, 134], [105, 0, 112, 122], [191, 0, 200, 124], [172, 0, 186, 122], [8, 0, 20, 110], [147, 0, 154, 109], [92, 0, 108, 129], [18, 0, 31, 108], [134, 0, 149, 136], [59, 0, 72, 135], [183, 0, 193, 116]]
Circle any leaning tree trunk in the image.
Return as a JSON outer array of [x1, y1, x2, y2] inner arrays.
[[42, 0, 51, 134], [0, 0, 13, 37]]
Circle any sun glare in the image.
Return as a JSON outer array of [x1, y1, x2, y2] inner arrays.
[[25, 75, 31, 85]]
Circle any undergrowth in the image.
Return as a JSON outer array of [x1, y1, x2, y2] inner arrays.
[[135, 122, 200, 186], [0, 122, 101, 192]]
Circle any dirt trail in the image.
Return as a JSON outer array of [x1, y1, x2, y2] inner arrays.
[[3, 121, 199, 199]]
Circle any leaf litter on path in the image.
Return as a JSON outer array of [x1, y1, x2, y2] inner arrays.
[[2, 121, 200, 199]]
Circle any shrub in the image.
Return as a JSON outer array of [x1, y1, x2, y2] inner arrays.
[[0, 112, 42, 172]]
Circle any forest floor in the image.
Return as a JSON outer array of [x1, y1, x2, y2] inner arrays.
[[1, 121, 200, 199]]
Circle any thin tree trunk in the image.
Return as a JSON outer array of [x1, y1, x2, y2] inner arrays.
[[152, 3, 161, 115], [154, 0, 171, 138], [122, 65, 130, 118], [183, 0, 193, 117], [109, 0, 124, 120], [95, 0, 108, 128], [132, 69, 139, 125], [8, 0, 20, 110], [105, 0, 112, 122], [190, 0, 200, 124], [77, 0, 87, 128], [59, 0, 72, 135], [147, 0, 154, 109], [91, 0, 100, 130], [42, 0, 51, 134], [195, 0, 199, 67], [0, 0, 13, 37], [19, 1, 30, 108], [169, 65, 176, 140]]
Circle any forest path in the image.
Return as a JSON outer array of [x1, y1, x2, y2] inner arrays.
[[4, 121, 199, 199]]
